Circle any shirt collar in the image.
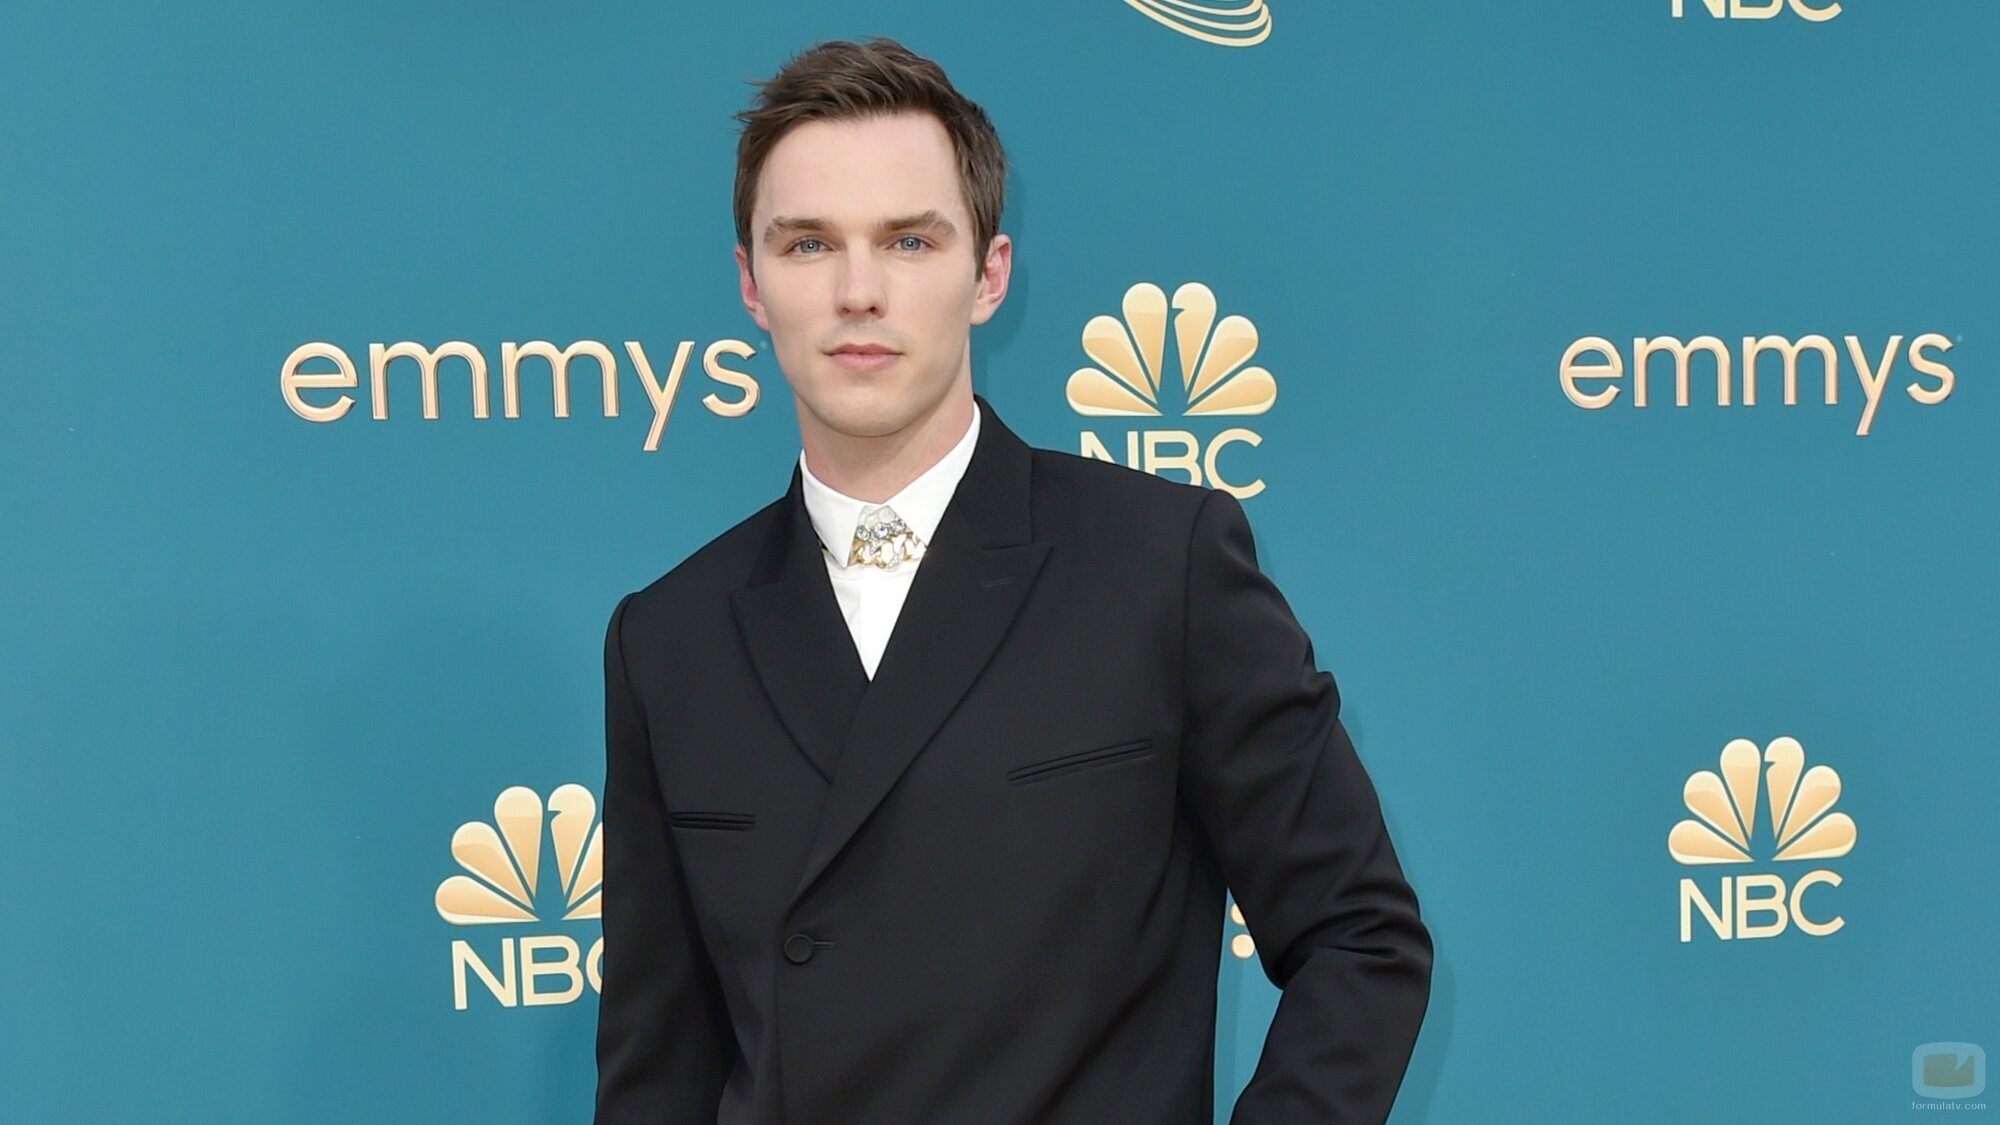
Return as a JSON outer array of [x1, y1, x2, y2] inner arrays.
[[798, 400, 982, 570]]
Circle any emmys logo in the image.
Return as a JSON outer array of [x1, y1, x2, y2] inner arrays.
[[1557, 332, 1955, 435], [1673, 0, 1841, 19], [1668, 737, 1856, 943], [1067, 281, 1276, 499], [435, 784, 604, 1010], [280, 337, 761, 451], [1123, 0, 1272, 46]]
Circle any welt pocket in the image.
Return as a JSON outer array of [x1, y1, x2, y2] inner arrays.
[[669, 811, 756, 832], [1006, 738, 1154, 786]]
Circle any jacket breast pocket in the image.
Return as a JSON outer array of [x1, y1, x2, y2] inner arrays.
[[1005, 738, 1154, 786], [668, 810, 756, 832]]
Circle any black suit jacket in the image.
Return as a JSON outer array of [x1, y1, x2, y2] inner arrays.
[[596, 395, 1431, 1124]]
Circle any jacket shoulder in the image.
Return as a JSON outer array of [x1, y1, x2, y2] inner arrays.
[[1028, 445, 1215, 533]]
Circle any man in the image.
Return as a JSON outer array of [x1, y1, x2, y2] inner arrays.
[[596, 36, 1431, 1124]]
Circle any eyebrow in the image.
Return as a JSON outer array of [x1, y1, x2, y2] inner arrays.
[[762, 209, 959, 247]]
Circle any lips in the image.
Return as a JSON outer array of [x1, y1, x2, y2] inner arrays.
[[828, 343, 901, 371]]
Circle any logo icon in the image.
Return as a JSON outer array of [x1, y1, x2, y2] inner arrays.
[[434, 784, 606, 1010], [1067, 281, 1275, 498], [1667, 736, 1856, 865], [1669, 737, 1856, 942], [1066, 282, 1275, 419], [1913, 1043, 1987, 1100], [1123, 0, 1272, 46], [435, 784, 602, 923]]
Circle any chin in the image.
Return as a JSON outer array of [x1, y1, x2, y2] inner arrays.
[[805, 388, 917, 440], [810, 377, 943, 438]]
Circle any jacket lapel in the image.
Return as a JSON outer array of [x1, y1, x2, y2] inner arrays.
[[788, 397, 1050, 907], [728, 398, 1051, 902], [729, 475, 871, 784]]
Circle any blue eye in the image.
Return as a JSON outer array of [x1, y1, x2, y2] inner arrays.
[[792, 237, 825, 254], [896, 235, 927, 252]]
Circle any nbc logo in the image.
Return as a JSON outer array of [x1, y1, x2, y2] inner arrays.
[[1668, 737, 1856, 943], [1122, 0, 1272, 46], [435, 784, 605, 1010], [1672, 0, 1840, 20], [1066, 281, 1276, 499]]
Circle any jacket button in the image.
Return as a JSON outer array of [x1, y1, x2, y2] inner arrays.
[[784, 933, 816, 965]]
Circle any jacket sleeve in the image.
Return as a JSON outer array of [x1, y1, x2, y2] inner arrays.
[[595, 591, 735, 1123], [1179, 490, 1433, 1125]]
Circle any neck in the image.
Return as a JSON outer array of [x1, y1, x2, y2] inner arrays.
[[800, 382, 975, 504]]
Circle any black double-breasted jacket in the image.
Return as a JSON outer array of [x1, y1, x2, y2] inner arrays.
[[596, 395, 1431, 1123]]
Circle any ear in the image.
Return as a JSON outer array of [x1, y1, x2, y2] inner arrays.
[[969, 232, 1013, 327], [735, 242, 772, 332]]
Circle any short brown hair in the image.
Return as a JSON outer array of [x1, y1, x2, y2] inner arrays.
[[732, 38, 1007, 275]]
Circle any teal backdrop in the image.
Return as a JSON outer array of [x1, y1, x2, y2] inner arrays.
[[3, 1, 1994, 1121]]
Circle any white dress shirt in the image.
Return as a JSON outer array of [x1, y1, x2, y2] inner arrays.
[[799, 402, 982, 679]]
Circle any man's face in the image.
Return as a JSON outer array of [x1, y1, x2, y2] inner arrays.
[[735, 111, 1011, 443]]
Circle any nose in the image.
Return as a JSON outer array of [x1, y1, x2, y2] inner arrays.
[[835, 244, 886, 319]]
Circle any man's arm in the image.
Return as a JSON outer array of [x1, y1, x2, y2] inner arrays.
[[595, 591, 735, 1122], [1179, 490, 1433, 1125]]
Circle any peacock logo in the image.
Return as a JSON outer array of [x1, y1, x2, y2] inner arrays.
[[1667, 736, 1856, 865], [1122, 0, 1273, 47], [1669, 738, 1856, 942], [1066, 282, 1276, 419], [1066, 281, 1275, 498], [435, 784, 602, 923], [435, 784, 605, 1009]]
